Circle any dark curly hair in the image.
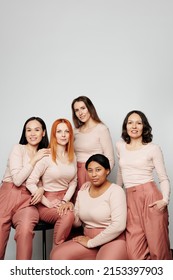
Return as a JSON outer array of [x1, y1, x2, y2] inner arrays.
[[121, 110, 153, 144]]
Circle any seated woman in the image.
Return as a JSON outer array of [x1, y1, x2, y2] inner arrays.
[[50, 154, 128, 260], [26, 118, 77, 257], [0, 116, 50, 260]]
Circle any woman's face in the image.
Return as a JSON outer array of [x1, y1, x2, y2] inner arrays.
[[126, 113, 143, 140], [25, 120, 45, 146], [73, 101, 91, 123], [56, 122, 70, 146], [87, 161, 109, 187]]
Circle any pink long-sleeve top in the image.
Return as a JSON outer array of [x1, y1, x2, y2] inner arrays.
[[2, 144, 34, 186], [26, 155, 77, 202], [74, 123, 115, 170], [116, 140, 171, 204], [73, 182, 127, 248]]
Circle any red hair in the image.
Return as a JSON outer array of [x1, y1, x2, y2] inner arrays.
[[49, 118, 74, 163]]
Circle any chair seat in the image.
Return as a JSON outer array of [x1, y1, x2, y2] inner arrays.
[[11, 220, 54, 231], [34, 220, 54, 231]]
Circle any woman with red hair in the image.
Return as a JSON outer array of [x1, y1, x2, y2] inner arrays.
[[26, 118, 77, 257]]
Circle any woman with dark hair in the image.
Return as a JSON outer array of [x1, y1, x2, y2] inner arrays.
[[50, 154, 127, 260], [71, 96, 115, 201], [26, 118, 77, 257], [116, 110, 172, 260], [0, 116, 50, 259], [19, 116, 49, 148]]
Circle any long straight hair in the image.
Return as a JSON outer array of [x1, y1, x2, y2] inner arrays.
[[49, 118, 74, 163], [19, 116, 49, 149], [71, 96, 102, 128]]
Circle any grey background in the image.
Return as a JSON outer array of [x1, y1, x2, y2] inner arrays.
[[0, 0, 172, 259]]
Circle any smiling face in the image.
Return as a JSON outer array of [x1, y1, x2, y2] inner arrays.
[[126, 113, 143, 140], [87, 161, 109, 187], [73, 101, 91, 123], [25, 120, 45, 147]]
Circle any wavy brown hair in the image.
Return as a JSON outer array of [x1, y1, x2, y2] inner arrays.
[[49, 118, 74, 163]]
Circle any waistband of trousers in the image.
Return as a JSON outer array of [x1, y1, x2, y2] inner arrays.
[[126, 181, 156, 192], [2, 181, 29, 192], [44, 190, 66, 196]]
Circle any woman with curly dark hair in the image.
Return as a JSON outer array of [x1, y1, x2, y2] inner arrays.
[[116, 110, 172, 260]]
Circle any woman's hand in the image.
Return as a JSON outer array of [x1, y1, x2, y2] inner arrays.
[[149, 199, 167, 211], [50, 199, 62, 208], [58, 201, 74, 216], [30, 148, 51, 166], [30, 187, 44, 205], [73, 235, 90, 247]]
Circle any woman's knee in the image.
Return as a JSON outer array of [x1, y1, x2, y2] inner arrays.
[[50, 244, 71, 260], [61, 210, 75, 224]]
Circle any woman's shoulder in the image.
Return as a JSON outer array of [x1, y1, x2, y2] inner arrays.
[[110, 183, 125, 191], [96, 122, 109, 131], [145, 142, 162, 153], [79, 181, 91, 192], [73, 127, 79, 133], [10, 143, 25, 154], [115, 139, 125, 148], [109, 183, 126, 197]]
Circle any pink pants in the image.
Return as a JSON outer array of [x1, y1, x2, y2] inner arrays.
[[37, 190, 74, 254], [0, 182, 39, 260], [50, 228, 128, 260], [72, 162, 90, 203], [126, 182, 172, 260]]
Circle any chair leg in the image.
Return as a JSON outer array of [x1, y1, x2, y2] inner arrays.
[[42, 229, 46, 260]]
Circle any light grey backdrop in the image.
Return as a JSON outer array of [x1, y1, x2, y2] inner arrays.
[[0, 0, 173, 259]]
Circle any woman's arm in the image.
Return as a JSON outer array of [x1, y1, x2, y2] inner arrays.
[[9, 144, 50, 186], [115, 141, 124, 187], [62, 173, 78, 202], [99, 125, 115, 170], [26, 157, 47, 195], [150, 145, 171, 208], [87, 186, 127, 248], [9, 144, 34, 186]]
